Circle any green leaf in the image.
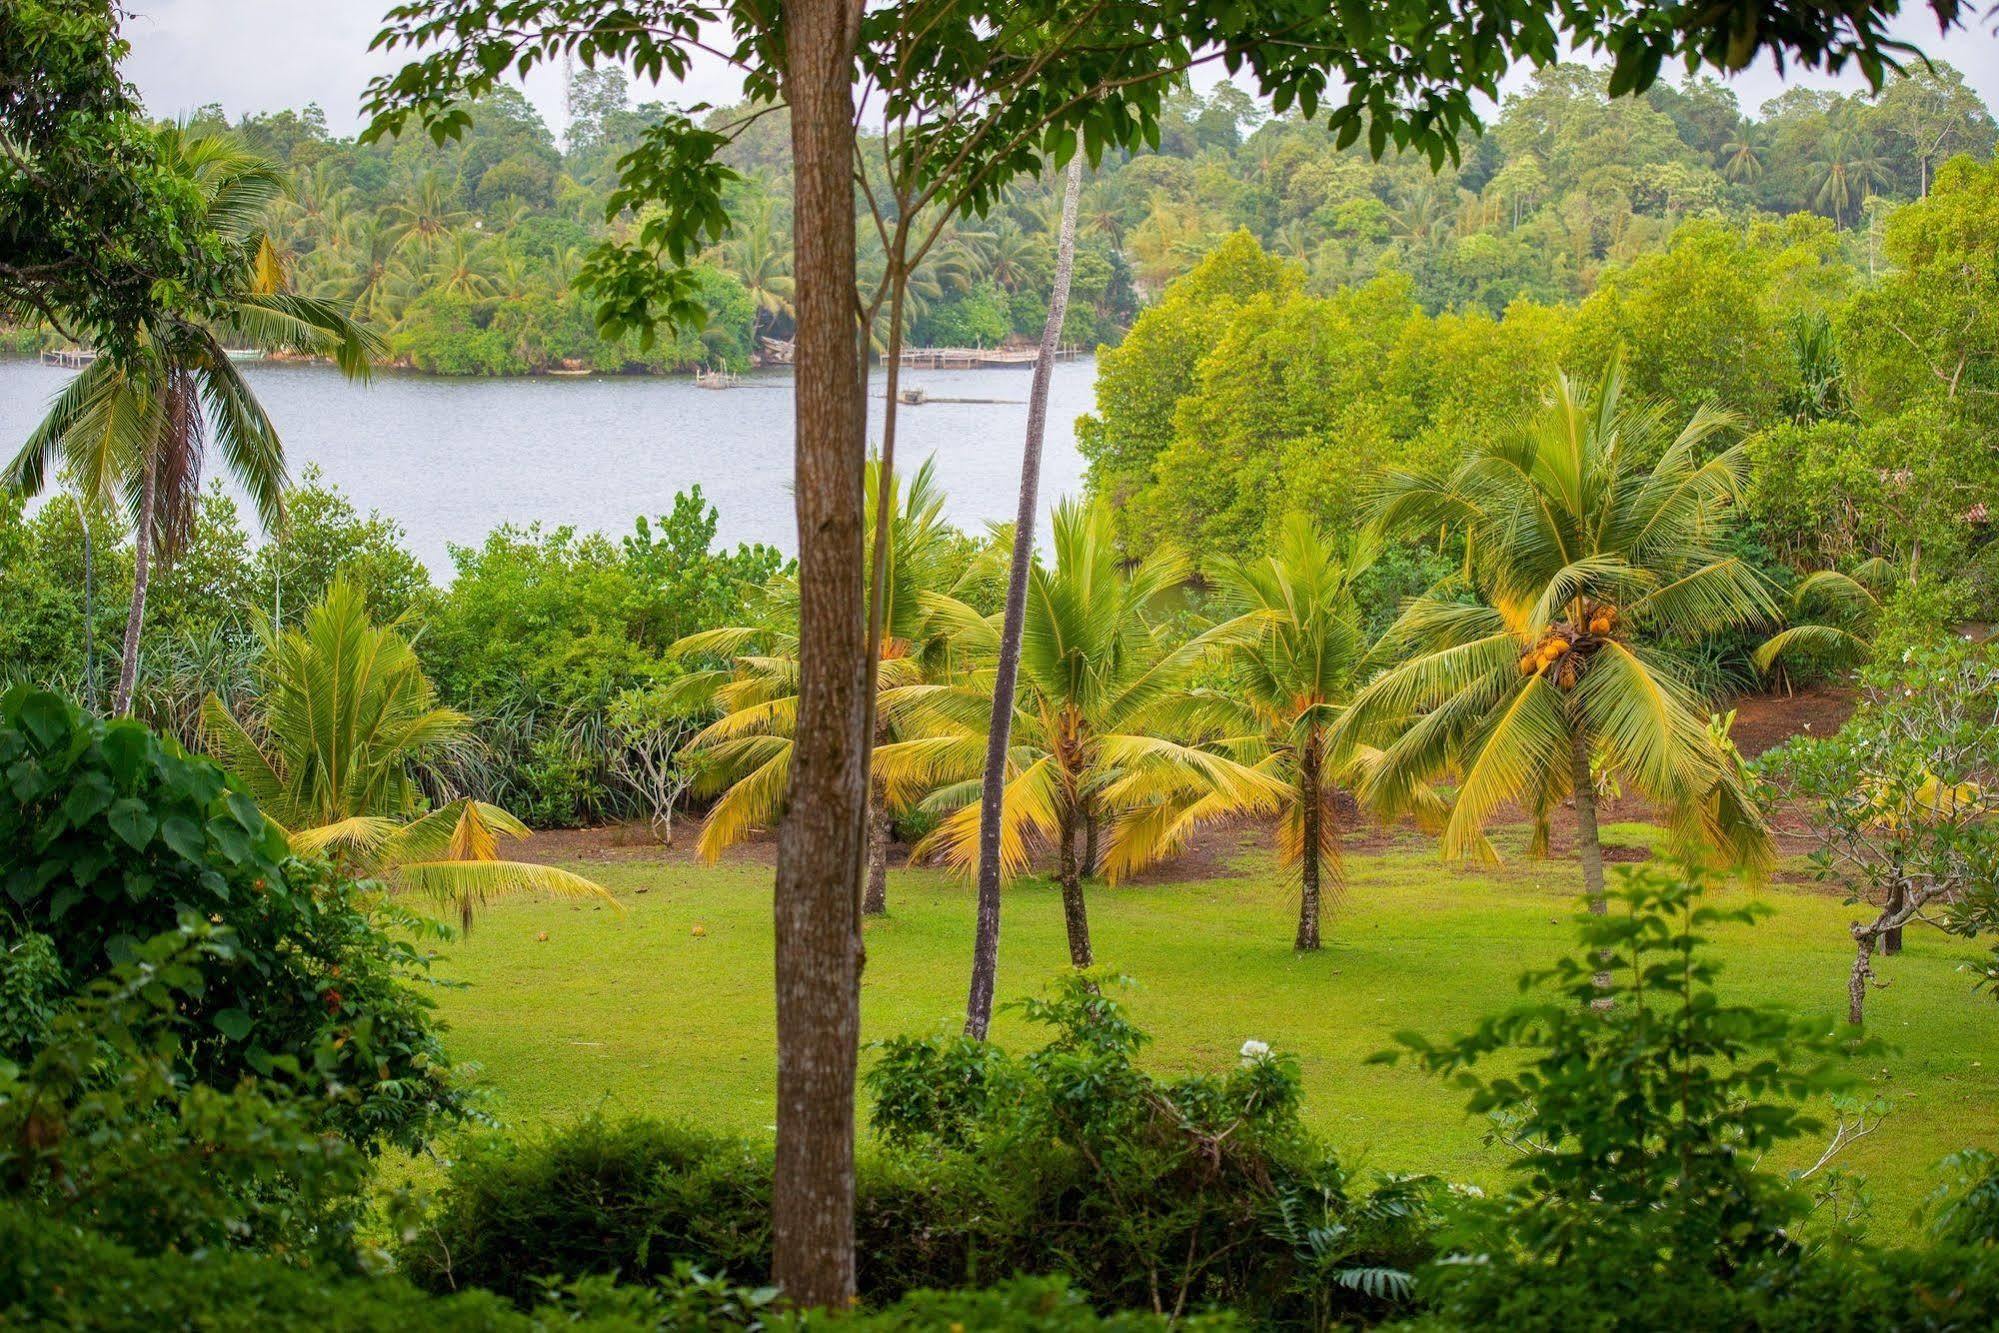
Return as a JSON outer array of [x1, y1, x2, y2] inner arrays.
[[107, 797, 157, 850], [214, 1007, 254, 1041], [161, 814, 206, 862]]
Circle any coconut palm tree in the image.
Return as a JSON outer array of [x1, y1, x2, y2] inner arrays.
[[4, 127, 380, 716], [1809, 125, 1891, 229], [1132, 516, 1438, 952], [428, 229, 500, 299], [1718, 125, 1766, 185], [671, 458, 969, 912], [718, 212, 796, 339], [385, 169, 473, 246], [198, 581, 614, 929], [874, 500, 1284, 969], [1341, 360, 1776, 919]]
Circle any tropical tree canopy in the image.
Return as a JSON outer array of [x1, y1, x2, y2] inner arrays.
[[198, 579, 614, 926], [1343, 360, 1776, 878], [670, 457, 976, 863], [5, 126, 381, 550], [876, 498, 1284, 885]]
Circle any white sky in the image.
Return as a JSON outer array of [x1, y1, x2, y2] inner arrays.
[[123, 1, 1999, 140]]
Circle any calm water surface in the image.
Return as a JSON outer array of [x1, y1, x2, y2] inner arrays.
[[0, 357, 1096, 575]]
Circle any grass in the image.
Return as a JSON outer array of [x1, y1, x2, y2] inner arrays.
[[417, 824, 1997, 1240]]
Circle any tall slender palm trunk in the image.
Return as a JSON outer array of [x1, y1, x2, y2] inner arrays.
[[1296, 744, 1324, 952], [965, 157, 1085, 1038], [1058, 803, 1093, 969], [75, 495, 97, 712], [1080, 808, 1100, 879], [863, 789, 891, 916], [113, 457, 158, 718], [1570, 726, 1607, 914], [1570, 725, 1615, 1003]]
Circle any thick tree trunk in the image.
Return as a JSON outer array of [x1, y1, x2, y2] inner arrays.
[[1081, 808, 1100, 880], [772, 0, 866, 1308], [863, 791, 890, 917], [113, 457, 157, 718], [1058, 804, 1093, 969], [1296, 748, 1323, 953], [965, 157, 1085, 1039]]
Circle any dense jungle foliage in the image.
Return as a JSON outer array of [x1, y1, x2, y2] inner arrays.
[[3, 60, 1987, 375]]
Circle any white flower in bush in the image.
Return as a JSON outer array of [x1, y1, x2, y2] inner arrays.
[[1239, 1039, 1271, 1063]]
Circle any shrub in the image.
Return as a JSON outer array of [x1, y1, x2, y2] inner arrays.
[[405, 977, 1434, 1324], [400, 1118, 775, 1301], [0, 689, 471, 1153], [1, 1204, 1239, 1330], [1375, 867, 1855, 1295], [0, 925, 374, 1263]]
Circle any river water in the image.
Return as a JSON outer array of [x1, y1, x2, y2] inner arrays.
[[0, 356, 1097, 576]]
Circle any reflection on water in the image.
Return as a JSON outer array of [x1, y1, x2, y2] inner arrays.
[[0, 357, 1097, 576]]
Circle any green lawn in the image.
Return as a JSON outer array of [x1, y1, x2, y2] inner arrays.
[[420, 825, 1996, 1239]]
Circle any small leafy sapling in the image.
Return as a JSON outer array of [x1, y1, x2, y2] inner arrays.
[[607, 682, 701, 845], [1374, 859, 1878, 1285], [1763, 636, 1999, 1023]]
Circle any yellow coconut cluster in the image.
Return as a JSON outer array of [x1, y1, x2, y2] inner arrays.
[[1518, 633, 1573, 678], [1516, 604, 1619, 687]]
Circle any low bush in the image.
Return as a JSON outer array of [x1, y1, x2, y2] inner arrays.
[[0, 1202, 1239, 1331], [0, 925, 375, 1263], [0, 688, 472, 1155], [402, 977, 1434, 1325]]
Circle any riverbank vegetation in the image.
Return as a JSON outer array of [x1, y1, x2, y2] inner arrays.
[[6, 2, 1998, 1327], [5, 60, 1989, 378]]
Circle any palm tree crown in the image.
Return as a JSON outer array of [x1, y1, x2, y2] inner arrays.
[[671, 459, 973, 908], [1343, 360, 1775, 902], [199, 581, 614, 928], [875, 499, 1282, 967]]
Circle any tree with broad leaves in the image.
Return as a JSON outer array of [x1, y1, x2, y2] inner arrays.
[[362, 0, 1968, 1308], [0, 1, 239, 357], [1765, 635, 1999, 1025]]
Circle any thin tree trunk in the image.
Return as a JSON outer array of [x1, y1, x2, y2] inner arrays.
[[771, 0, 866, 1307], [1571, 728, 1607, 915], [965, 157, 1085, 1039], [1081, 808, 1100, 879], [75, 494, 97, 712], [1848, 930, 1875, 1026], [113, 457, 157, 718], [1882, 873, 1905, 956], [1296, 746, 1323, 952], [1570, 726, 1614, 1003], [863, 790, 890, 917], [1058, 804, 1093, 969]]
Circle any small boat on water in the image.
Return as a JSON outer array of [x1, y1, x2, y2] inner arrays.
[[694, 366, 742, 389]]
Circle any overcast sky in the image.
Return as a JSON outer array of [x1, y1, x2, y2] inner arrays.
[[122, 1, 1999, 141]]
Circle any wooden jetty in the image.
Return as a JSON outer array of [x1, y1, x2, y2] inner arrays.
[[693, 366, 743, 389], [895, 345, 1081, 370], [42, 347, 264, 368]]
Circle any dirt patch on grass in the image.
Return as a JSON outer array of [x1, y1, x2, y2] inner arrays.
[[512, 687, 1852, 876], [1728, 684, 1856, 757], [513, 819, 777, 868]]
